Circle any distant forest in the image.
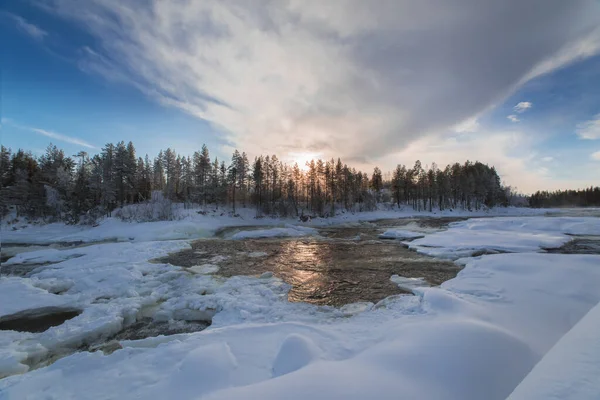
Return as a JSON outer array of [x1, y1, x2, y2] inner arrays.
[[529, 188, 600, 208], [0, 141, 557, 224]]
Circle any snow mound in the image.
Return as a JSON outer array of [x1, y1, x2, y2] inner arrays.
[[378, 229, 425, 240], [168, 342, 238, 398], [272, 334, 321, 377], [231, 225, 318, 240]]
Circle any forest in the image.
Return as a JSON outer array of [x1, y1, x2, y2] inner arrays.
[[1, 142, 514, 224], [528, 188, 600, 208]]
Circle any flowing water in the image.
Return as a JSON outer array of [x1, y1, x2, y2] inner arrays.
[[161, 218, 466, 306]]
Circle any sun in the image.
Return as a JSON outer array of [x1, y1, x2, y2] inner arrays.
[[287, 152, 321, 171]]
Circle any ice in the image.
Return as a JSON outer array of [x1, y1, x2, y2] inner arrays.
[[189, 264, 220, 274], [390, 275, 429, 292], [231, 224, 319, 240], [378, 229, 425, 240], [248, 251, 268, 258], [339, 302, 374, 316], [407, 216, 600, 259], [0, 278, 75, 318]]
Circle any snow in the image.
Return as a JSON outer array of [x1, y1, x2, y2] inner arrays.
[[407, 216, 600, 259], [507, 301, 600, 400], [378, 229, 424, 240], [1, 211, 599, 399], [0, 278, 74, 318], [230, 224, 319, 240]]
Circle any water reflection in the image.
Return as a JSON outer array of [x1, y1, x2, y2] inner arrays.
[[272, 241, 331, 303], [159, 221, 464, 306]]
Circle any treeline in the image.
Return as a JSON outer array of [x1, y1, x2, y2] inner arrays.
[[0, 142, 510, 223], [528, 187, 600, 208]]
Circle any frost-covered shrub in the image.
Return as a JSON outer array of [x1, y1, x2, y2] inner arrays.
[[114, 191, 178, 222]]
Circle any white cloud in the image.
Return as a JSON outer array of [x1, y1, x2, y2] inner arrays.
[[591, 151, 600, 161], [3, 119, 97, 149], [7, 13, 47, 40], [576, 114, 600, 140], [513, 101, 533, 113], [30, 128, 97, 149], [541, 156, 554, 162], [507, 115, 520, 123], [42, 1, 600, 167], [453, 116, 480, 133]]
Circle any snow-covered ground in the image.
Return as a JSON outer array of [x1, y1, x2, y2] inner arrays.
[[1, 208, 599, 399]]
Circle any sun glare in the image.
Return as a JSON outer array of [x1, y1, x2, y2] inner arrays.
[[288, 152, 321, 171]]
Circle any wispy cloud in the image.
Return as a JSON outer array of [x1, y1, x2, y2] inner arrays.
[[541, 156, 554, 162], [591, 151, 600, 161], [507, 115, 520, 123], [5, 12, 48, 40], [30, 127, 97, 149], [513, 101, 533, 113], [43, 0, 600, 163], [4, 119, 97, 149], [576, 114, 600, 140]]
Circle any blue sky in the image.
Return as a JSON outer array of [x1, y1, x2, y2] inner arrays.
[[1, 3, 225, 160], [1, 1, 599, 193]]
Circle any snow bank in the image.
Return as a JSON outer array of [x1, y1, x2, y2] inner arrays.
[[230, 225, 318, 240], [408, 216, 600, 259], [507, 301, 600, 400]]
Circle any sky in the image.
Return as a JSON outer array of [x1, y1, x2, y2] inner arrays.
[[1, 0, 600, 194]]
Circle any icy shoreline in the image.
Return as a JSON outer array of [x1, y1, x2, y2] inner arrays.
[[1, 206, 553, 245]]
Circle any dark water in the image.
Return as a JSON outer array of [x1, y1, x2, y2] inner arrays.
[[109, 318, 211, 341], [0, 307, 82, 333], [546, 236, 600, 255], [161, 218, 464, 306]]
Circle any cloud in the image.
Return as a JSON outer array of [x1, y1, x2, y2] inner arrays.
[[5, 12, 48, 40], [4, 119, 97, 149], [541, 156, 554, 162], [30, 128, 97, 149], [43, 0, 600, 162], [513, 102, 533, 113], [592, 151, 600, 161], [507, 115, 520, 123], [453, 116, 480, 133], [576, 114, 600, 140]]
